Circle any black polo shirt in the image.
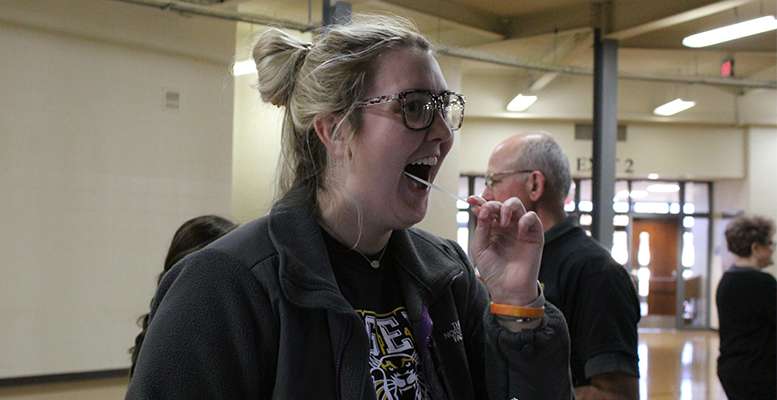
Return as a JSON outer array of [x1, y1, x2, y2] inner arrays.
[[539, 217, 640, 387]]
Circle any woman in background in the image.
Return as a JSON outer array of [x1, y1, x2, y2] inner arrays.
[[128, 15, 572, 399], [717, 215, 776, 400], [129, 215, 236, 376]]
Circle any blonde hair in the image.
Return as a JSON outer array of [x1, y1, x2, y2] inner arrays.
[[252, 15, 432, 208]]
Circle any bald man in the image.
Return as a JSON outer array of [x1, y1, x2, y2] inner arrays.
[[482, 132, 640, 400]]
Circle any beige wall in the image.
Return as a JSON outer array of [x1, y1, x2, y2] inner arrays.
[[709, 127, 777, 328], [0, 0, 235, 387], [738, 87, 777, 126], [745, 127, 777, 223], [230, 23, 307, 223], [459, 119, 746, 180], [231, 74, 284, 221], [743, 127, 777, 277]]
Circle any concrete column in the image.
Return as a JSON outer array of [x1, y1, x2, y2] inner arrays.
[[592, 28, 618, 249], [323, 0, 351, 26]]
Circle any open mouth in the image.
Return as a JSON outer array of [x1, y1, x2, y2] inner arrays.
[[403, 156, 437, 190]]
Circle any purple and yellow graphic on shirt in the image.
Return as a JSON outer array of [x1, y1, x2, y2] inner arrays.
[[356, 307, 429, 400]]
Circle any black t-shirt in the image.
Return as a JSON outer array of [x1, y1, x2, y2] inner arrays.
[[716, 266, 777, 384], [322, 229, 430, 399], [539, 217, 640, 386]]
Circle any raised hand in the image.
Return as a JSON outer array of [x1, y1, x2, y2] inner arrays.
[[466, 196, 544, 306]]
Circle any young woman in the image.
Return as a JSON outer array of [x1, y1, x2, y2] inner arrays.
[[129, 215, 236, 377], [127, 15, 572, 399]]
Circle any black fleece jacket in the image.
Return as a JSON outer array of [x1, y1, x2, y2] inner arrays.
[[127, 193, 573, 399]]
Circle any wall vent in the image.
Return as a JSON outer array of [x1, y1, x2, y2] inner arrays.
[[164, 90, 180, 110], [574, 124, 627, 141]]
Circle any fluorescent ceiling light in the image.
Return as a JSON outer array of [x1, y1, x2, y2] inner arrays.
[[683, 15, 777, 48], [647, 183, 680, 193], [232, 59, 256, 77], [529, 73, 558, 92], [506, 94, 538, 112], [654, 98, 695, 116]]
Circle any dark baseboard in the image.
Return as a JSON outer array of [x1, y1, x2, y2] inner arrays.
[[0, 368, 129, 387]]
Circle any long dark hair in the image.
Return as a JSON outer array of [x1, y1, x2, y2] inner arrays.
[[129, 215, 237, 376]]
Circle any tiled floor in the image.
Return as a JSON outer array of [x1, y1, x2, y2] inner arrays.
[[638, 329, 728, 400]]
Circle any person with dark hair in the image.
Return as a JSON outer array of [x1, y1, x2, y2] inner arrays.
[[481, 132, 640, 399], [717, 215, 776, 400], [127, 15, 572, 399], [129, 215, 237, 377]]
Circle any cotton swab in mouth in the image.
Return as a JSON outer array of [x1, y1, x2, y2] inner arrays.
[[403, 171, 470, 204]]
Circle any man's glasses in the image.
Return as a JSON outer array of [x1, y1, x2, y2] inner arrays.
[[355, 89, 466, 132], [485, 169, 535, 189]]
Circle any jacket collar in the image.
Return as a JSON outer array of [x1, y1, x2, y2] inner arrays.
[[388, 228, 463, 303], [268, 188, 461, 312], [267, 189, 352, 313]]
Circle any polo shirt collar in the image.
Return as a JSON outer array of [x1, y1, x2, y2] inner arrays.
[[544, 215, 578, 244]]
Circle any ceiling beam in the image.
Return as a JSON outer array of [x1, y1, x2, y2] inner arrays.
[[607, 0, 754, 40], [744, 63, 777, 80], [529, 32, 593, 92], [370, 0, 508, 39], [111, 0, 316, 30], [209, 0, 256, 8], [504, 0, 758, 41], [505, 4, 591, 40]]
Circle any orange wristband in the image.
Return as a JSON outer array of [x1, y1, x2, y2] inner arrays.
[[490, 302, 545, 319]]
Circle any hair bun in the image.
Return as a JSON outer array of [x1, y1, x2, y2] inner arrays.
[[253, 29, 312, 107]]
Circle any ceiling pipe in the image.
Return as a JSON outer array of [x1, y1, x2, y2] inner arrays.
[[112, 0, 777, 90], [437, 46, 777, 90], [111, 0, 318, 31]]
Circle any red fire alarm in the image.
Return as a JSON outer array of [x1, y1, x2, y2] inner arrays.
[[720, 57, 735, 78]]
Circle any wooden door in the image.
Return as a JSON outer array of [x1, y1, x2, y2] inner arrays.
[[632, 218, 680, 315]]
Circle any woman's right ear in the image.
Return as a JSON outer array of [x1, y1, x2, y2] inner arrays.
[[313, 114, 347, 159]]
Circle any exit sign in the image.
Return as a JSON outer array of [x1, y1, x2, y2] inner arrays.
[[721, 58, 735, 77]]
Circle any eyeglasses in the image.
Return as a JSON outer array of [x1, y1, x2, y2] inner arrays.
[[355, 89, 466, 132], [485, 169, 535, 189]]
